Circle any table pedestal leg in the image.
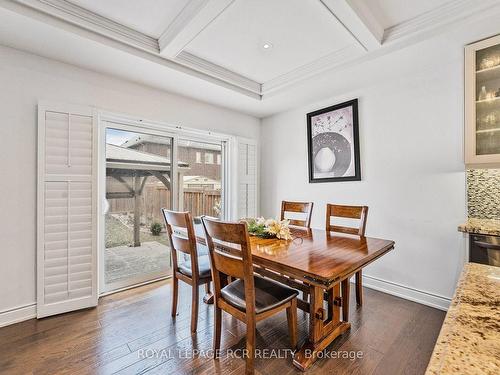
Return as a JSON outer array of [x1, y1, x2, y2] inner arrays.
[[341, 279, 350, 321], [293, 283, 350, 371]]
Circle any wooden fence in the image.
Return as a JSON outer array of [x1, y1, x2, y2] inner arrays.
[[182, 190, 221, 218], [108, 185, 221, 224]]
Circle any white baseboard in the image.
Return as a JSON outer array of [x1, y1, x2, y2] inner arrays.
[[0, 276, 450, 329], [356, 274, 451, 311], [0, 303, 37, 328]]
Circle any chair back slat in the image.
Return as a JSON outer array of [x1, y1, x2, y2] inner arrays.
[[288, 219, 307, 227], [280, 201, 313, 228], [326, 204, 368, 236], [282, 201, 311, 213], [164, 210, 190, 227], [161, 208, 199, 277], [330, 225, 361, 236], [212, 249, 245, 279], [329, 205, 364, 219], [170, 235, 192, 255], [202, 218, 255, 309], [205, 220, 248, 244]]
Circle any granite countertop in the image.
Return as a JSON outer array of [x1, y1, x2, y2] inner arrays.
[[458, 218, 500, 236], [425, 263, 500, 375]]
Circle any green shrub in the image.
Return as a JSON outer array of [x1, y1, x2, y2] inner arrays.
[[150, 222, 163, 236]]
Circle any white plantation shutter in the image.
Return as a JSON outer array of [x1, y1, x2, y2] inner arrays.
[[37, 103, 97, 318], [237, 139, 258, 219]]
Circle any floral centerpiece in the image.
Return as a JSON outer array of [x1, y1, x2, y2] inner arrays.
[[243, 217, 292, 240]]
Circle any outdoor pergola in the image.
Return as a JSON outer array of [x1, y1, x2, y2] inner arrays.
[[106, 144, 189, 247]]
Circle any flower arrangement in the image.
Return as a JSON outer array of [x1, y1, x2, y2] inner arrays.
[[244, 217, 292, 240]]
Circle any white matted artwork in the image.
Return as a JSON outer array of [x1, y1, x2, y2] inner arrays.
[[306, 99, 360, 182]]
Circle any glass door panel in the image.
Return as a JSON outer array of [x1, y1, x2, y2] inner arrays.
[[476, 43, 500, 155], [178, 139, 224, 219], [104, 128, 173, 291]]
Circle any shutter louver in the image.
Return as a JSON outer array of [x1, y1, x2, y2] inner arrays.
[[237, 140, 257, 219], [37, 104, 97, 318]]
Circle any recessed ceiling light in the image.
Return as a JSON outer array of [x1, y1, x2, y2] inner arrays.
[[263, 43, 273, 50]]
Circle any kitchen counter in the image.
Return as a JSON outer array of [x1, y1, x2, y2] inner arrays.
[[458, 218, 500, 236], [425, 263, 500, 375]]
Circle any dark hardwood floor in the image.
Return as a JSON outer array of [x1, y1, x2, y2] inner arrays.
[[0, 280, 445, 374]]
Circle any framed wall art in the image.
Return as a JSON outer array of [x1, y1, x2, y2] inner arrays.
[[306, 99, 360, 183]]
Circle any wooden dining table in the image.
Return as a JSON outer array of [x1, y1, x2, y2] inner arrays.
[[248, 227, 395, 371]]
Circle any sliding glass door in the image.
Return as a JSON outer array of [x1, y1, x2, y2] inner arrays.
[[104, 127, 174, 292], [101, 123, 227, 293]]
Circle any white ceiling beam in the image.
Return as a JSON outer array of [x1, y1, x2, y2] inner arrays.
[[176, 51, 261, 94], [158, 0, 235, 58], [319, 0, 383, 51]]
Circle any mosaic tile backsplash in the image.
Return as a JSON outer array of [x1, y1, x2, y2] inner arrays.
[[467, 169, 500, 219]]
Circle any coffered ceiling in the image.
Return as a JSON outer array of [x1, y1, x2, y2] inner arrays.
[[69, 0, 191, 38], [363, 0, 452, 29], [183, 0, 358, 83], [0, 0, 499, 116]]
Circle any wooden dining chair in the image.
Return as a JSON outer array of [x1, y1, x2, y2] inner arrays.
[[202, 217, 298, 375], [161, 209, 212, 333], [280, 200, 314, 228], [326, 204, 368, 310], [279, 201, 314, 303]]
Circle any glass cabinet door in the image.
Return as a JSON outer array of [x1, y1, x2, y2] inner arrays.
[[475, 43, 500, 156], [465, 34, 500, 165]]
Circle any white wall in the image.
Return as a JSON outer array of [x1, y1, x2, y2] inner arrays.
[[0, 45, 260, 323], [260, 28, 484, 309]]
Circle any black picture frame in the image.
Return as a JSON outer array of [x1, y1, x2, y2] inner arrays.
[[306, 99, 361, 183]]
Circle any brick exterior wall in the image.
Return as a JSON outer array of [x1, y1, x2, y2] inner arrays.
[[130, 142, 221, 180]]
